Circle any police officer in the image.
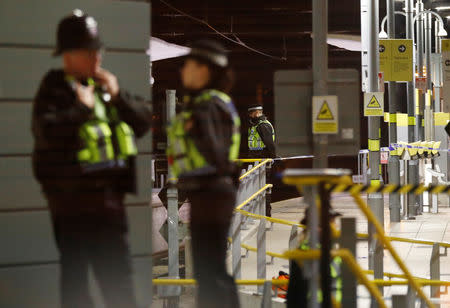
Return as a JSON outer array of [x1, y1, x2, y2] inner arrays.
[[247, 105, 276, 216], [32, 10, 151, 308], [247, 105, 276, 159], [287, 208, 343, 307], [166, 39, 240, 308]]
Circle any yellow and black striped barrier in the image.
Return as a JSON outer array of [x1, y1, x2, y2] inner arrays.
[[327, 182, 450, 195]]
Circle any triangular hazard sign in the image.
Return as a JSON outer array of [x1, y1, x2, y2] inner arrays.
[[317, 101, 334, 120], [367, 95, 381, 108]]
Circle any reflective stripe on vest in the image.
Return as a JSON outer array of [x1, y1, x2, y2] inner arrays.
[[66, 75, 138, 165], [166, 89, 241, 179], [248, 119, 275, 151], [299, 240, 343, 304]]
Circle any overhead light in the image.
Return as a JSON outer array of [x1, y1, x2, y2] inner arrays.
[[436, 6, 450, 11], [438, 26, 448, 37], [379, 30, 388, 39]]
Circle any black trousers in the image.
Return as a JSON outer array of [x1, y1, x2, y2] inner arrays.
[[186, 180, 240, 308], [46, 189, 137, 308]]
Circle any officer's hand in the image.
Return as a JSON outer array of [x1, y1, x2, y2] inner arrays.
[[75, 83, 95, 109], [95, 68, 119, 98]]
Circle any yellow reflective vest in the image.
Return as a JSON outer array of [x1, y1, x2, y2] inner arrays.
[[166, 89, 241, 179], [66, 75, 138, 168]]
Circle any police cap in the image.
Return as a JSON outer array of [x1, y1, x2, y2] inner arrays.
[[53, 9, 102, 56]]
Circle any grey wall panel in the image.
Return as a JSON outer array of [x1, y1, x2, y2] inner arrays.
[[0, 155, 151, 210], [0, 211, 57, 265], [0, 103, 151, 155], [0, 257, 151, 308], [274, 69, 360, 157], [0, 157, 45, 209], [125, 154, 152, 204], [0, 0, 150, 50], [0, 103, 33, 154], [0, 206, 151, 265], [0, 48, 150, 100], [0, 264, 59, 308]]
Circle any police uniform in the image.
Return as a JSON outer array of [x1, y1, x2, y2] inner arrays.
[[247, 105, 276, 216], [31, 11, 151, 308], [247, 105, 276, 159], [166, 40, 241, 308]]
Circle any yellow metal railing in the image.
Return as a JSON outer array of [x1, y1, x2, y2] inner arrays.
[[235, 184, 273, 210], [283, 173, 435, 308], [284, 248, 387, 308], [351, 192, 434, 308], [238, 158, 273, 181]]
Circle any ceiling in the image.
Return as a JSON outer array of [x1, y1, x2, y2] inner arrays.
[[149, 0, 450, 152]]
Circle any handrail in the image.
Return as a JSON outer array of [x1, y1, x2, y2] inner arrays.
[[236, 158, 267, 163], [152, 278, 289, 286], [240, 243, 285, 259], [239, 159, 273, 181], [351, 192, 435, 308], [284, 248, 387, 308], [235, 184, 273, 210], [239, 202, 450, 249], [373, 279, 450, 287], [236, 208, 306, 228]]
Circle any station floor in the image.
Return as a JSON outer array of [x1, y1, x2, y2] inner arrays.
[[235, 193, 450, 307], [152, 193, 450, 307]]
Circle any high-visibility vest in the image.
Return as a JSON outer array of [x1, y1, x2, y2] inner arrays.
[[299, 240, 343, 304], [66, 76, 138, 167], [248, 119, 275, 151], [166, 89, 241, 179]]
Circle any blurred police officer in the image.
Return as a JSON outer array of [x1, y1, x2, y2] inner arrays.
[[166, 39, 241, 308], [247, 105, 276, 159], [32, 10, 151, 308], [287, 208, 343, 307]]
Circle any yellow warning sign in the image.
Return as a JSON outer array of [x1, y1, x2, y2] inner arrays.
[[367, 96, 381, 108], [317, 101, 334, 120], [364, 92, 384, 117], [379, 39, 413, 82], [442, 39, 450, 52], [312, 96, 338, 134]]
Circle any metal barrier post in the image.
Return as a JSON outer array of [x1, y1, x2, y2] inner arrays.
[[259, 163, 267, 217], [392, 294, 408, 308], [160, 89, 181, 307], [261, 281, 273, 308], [303, 185, 320, 308], [241, 164, 253, 230], [406, 285, 416, 307], [283, 169, 352, 308], [340, 217, 357, 308], [232, 212, 242, 279], [430, 243, 441, 305], [289, 225, 299, 250], [319, 182, 332, 308], [257, 218, 267, 294], [185, 235, 193, 279], [386, 0, 401, 223]]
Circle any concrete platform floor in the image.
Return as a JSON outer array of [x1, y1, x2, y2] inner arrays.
[[232, 193, 450, 307]]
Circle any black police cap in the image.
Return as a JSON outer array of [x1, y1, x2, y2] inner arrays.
[[53, 9, 103, 56], [185, 39, 229, 68]]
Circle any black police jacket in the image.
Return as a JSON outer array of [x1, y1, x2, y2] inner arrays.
[[32, 69, 151, 194]]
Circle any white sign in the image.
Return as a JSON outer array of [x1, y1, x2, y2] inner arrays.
[[364, 92, 384, 117], [380, 151, 389, 164], [312, 96, 338, 134]]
